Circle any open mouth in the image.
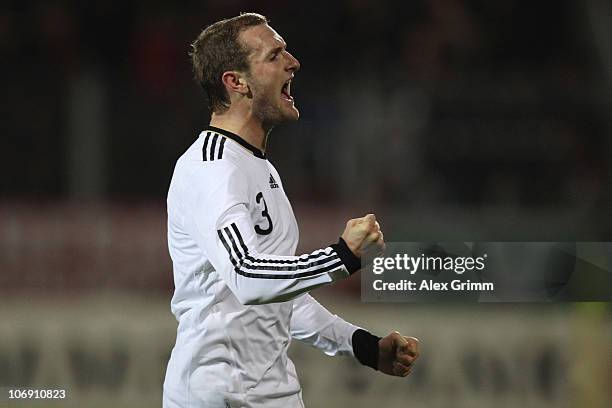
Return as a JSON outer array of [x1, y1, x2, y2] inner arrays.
[[281, 79, 293, 101]]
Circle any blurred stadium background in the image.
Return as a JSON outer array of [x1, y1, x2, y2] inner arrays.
[[1, 0, 611, 407]]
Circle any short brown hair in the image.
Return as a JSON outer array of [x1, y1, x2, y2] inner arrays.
[[190, 13, 268, 113]]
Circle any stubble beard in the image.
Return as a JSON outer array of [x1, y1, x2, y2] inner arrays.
[[252, 93, 283, 133], [249, 79, 296, 132]]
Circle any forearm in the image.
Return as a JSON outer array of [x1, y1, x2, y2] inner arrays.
[[291, 294, 358, 356]]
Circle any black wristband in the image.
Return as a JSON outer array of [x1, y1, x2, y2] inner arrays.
[[331, 237, 361, 274], [352, 329, 381, 370]]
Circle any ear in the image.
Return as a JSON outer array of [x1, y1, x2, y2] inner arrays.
[[221, 71, 249, 96]]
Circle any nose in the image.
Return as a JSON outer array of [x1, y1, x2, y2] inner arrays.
[[286, 51, 300, 72]]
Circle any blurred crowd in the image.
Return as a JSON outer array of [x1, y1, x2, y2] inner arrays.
[[1, 0, 610, 231]]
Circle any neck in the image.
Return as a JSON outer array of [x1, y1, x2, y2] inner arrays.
[[210, 110, 270, 153]]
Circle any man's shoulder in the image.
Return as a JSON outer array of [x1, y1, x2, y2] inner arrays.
[[170, 154, 248, 215], [175, 132, 244, 177], [175, 154, 244, 190]]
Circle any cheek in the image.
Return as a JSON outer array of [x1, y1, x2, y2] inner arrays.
[[252, 69, 278, 91], [250, 78, 274, 97]]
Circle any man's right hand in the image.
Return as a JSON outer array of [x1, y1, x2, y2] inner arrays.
[[341, 214, 386, 259]]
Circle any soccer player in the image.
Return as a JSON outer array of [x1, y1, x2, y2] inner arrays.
[[163, 13, 420, 408]]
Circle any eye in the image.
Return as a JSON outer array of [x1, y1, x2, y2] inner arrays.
[[270, 52, 279, 61]]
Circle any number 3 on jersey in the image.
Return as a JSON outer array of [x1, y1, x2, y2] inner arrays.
[[254, 192, 273, 235]]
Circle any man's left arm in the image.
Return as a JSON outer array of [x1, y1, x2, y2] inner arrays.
[[290, 294, 420, 376]]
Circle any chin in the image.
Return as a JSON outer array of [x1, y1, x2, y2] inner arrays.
[[284, 106, 300, 122]]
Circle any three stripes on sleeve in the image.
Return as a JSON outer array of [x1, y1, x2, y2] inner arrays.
[[202, 132, 226, 162], [217, 223, 343, 279]]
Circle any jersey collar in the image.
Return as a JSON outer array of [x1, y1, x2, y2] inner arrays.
[[206, 126, 266, 159]]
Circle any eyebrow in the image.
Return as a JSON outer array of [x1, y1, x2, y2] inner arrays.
[[266, 38, 287, 57], [267, 46, 283, 57]]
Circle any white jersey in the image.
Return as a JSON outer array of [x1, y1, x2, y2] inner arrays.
[[163, 126, 363, 408]]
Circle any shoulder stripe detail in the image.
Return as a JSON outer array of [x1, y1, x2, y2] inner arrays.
[[216, 223, 343, 279], [209, 134, 218, 161], [206, 126, 266, 159], [218, 137, 226, 159], [202, 132, 226, 162], [202, 132, 211, 161]]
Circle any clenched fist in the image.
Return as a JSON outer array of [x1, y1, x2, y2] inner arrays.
[[378, 332, 420, 377], [341, 213, 386, 260]]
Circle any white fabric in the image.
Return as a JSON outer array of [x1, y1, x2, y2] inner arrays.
[[163, 129, 357, 408]]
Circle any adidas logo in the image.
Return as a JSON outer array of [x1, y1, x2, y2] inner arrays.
[[269, 174, 279, 189]]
